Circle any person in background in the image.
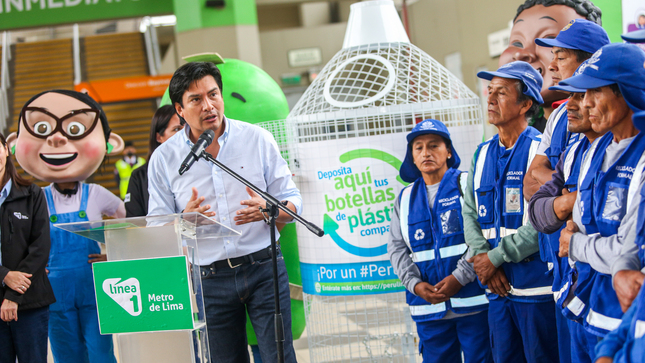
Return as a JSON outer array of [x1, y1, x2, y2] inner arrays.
[[0, 132, 55, 363], [524, 19, 609, 201], [499, 0, 602, 129], [389, 119, 492, 363], [125, 105, 184, 217], [7, 90, 125, 363], [466, 61, 558, 363], [114, 140, 145, 200]]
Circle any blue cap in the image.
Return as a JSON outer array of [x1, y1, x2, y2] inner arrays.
[[633, 110, 645, 132], [548, 60, 589, 93], [477, 61, 544, 105], [622, 29, 645, 43], [535, 19, 610, 54], [400, 119, 460, 183], [558, 43, 645, 112]]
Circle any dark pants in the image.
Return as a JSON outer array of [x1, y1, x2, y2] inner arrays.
[[569, 319, 598, 363], [556, 304, 572, 363], [200, 254, 296, 363], [0, 305, 49, 363], [488, 297, 559, 363], [417, 310, 493, 363]]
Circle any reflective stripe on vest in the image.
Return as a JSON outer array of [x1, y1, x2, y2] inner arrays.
[[399, 186, 413, 249], [410, 243, 468, 262], [410, 303, 446, 316], [450, 294, 489, 308], [566, 296, 586, 317], [486, 285, 553, 297], [636, 320, 645, 339], [473, 137, 539, 239], [626, 152, 645, 213], [586, 308, 622, 332], [409, 294, 489, 316]]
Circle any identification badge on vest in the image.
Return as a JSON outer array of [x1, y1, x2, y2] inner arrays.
[[505, 187, 521, 213]]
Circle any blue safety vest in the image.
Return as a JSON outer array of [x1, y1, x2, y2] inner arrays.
[[473, 127, 553, 303], [637, 185, 645, 268], [400, 169, 488, 322], [544, 101, 580, 169], [547, 138, 592, 323], [577, 132, 645, 336]]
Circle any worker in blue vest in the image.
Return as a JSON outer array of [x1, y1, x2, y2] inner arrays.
[[525, 22, 609, 362], [525, 19, 609, 199], [388, 119, 492, 363], [593, 110, 645, 363], [557, 43, 645, 344], [528, 60, 607, 363], [465, 61, 559, 363]]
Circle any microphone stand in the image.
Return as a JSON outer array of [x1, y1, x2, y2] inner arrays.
[[200, 151, 323, 363]]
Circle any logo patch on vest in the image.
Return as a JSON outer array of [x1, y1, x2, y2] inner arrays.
[[505, 188, 521, 213], [414, 229, 425, 240], [478, 205, 487, 217]]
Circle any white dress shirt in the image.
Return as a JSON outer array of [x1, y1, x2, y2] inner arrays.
[[148, 117, 302, 266]]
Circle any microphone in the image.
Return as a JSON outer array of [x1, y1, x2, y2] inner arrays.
[[178, 129, 215, 175]]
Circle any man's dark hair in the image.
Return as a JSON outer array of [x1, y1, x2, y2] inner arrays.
[[514, 80, 541, 120], [147, 105, 180, 160], [124, 141, 135, 148], [169, 62, 223, 108], [571, 49, 594, 63], [515, 0, 602, 25], [609, 83, 622, 97]]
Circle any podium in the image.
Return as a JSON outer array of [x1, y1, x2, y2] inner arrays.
[[54, 213, 241, 363]]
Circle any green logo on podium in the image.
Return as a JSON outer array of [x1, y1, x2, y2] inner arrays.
[[93, 256, 195, 334]]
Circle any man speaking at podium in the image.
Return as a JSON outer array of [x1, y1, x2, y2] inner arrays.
[[147, 61, 302, 363]]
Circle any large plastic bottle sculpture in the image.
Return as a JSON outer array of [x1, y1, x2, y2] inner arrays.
[[287, 1, 484, 361]]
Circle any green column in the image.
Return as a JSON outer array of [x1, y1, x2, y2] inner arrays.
[[594, 0, 623, 43], [172, 0, 262, 67]]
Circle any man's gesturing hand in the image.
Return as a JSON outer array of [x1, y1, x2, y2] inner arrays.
[[235, 187, 267, 225], [184, 187, 216, 217]]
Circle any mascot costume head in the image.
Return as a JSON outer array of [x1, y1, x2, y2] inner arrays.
[[7, 90, 124, 182]]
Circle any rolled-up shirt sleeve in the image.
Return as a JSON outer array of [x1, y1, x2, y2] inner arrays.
[[388, 195, 422, 295], [261, 129, 302, 217], [453, 248, 477, 286], [463, 152, 491, 257]]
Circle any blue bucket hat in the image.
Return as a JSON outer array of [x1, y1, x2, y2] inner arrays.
[[558, 43, 645, 113], [535, 19, 610, 54], [477, 61, 544, 105], [622, 29, 645, 43], [633, 110, 645, 132], [548, 60, 589, 93], [400, 119, 460, 183]]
